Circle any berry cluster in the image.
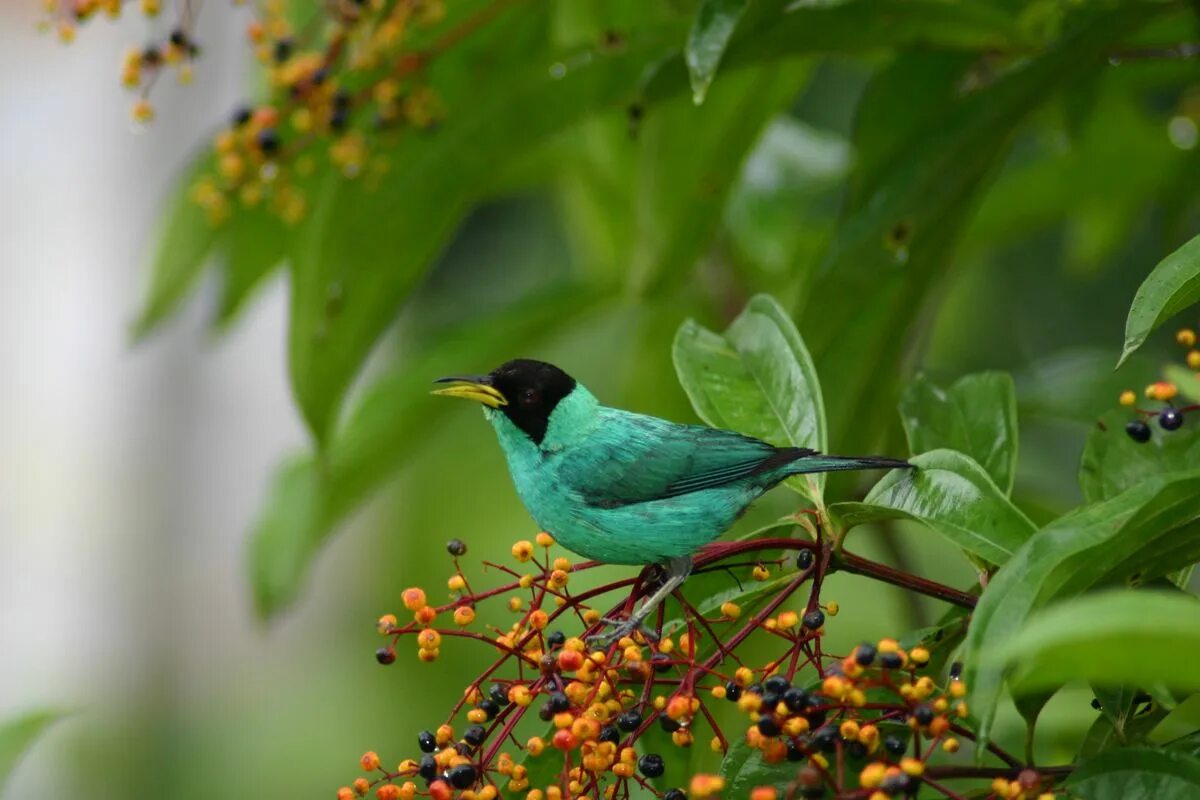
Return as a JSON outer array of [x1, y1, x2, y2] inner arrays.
[[337, 532, 1064, 800], [44, 0, 454, 226], [1119, 327, 1200, 442]]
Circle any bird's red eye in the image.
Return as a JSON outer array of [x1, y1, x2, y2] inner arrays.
[[521, 388, 540, 406]]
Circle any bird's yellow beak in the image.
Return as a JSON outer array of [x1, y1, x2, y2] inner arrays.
[[431, 376, 508, 408]]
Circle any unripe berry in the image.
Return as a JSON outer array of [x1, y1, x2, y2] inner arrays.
[[511, 540, 533, 562], [401, 588, 426, 611], [453, 606, 475, 626], [536, 531, 555, 547], [375, 786, 399, 800], [337, 787, 354, 800], [360, 751, 380, 771]]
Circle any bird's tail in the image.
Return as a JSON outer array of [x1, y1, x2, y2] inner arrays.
[[780, 448, 911, 475]]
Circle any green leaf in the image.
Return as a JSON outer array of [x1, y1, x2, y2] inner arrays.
[[796, 4, 1161, 467], [899, 372, 1019, 494], [1118, 232, 1200, 367], [1079, 409, 1200, 503], [214, 197, 291, 330], [993, 591, 1200, 695], [673, 294, 828, 505], [130, 156, 218, 338], [288, 24, 682, 442], [1066, 747, 1200, 800], [250, 286, 608, 618], [835, 449, 1035, 566], [964, 470, 1200, 748], [685, 0, 748, 105], [0, 710, 65, 794], [644, 0, 1028, 103], [718, 740, 798, 798]]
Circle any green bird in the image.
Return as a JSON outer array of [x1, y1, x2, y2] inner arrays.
[[433, 359, 908, 644]]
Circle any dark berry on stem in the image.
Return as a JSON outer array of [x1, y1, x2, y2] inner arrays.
[[724, 681, 742, 702], [417, 730, 436, 753], [783, 687, 809, 711], [546, 692, 569, 713], [375, 647, 395, 665], [883, 735, 906, 756], [418, 754, 437, 780], [651, 652, 672, 673], [477, 699, 500, 719], [463, 725, 485, 747], [599, 726, 619, 744], [232, 106, 252, 127], [663, 791, 686, 800], [446, 538, 467, 556], [913, 704, 935, 726], [756, 716, 781, 737], [488, 683, 508, 705], [658, 716, 681, 733], [762, 691, 782, 709], [846, 740, 867, 760], [786, 738, 805, 761], [765, 675, 790, 694], [797, 550, 815, 570], [1126, 419, 1152, 442], [617, 710, 642, 731], [446, 764, 476, 789], [880, 651, 903, 669], [1160, 408, 1184, 431], [803, 609, 825, 630], [169, 28, 187, 47], [638, 753, 665, 778], [855, 643, 877, 666], [273, 38, 293, 63], [546, 630, 566, 648], [746, 683, 764, 696], [257, 128, 280, 155], [813, 726, 837, 752]]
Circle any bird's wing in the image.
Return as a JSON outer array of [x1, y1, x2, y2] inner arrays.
[[556, 409, 810, 508]]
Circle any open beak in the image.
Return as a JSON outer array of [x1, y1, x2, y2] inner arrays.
[[431, 375, 508, 408]]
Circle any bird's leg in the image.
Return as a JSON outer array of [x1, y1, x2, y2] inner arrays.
[[588, 556, 692, 648]]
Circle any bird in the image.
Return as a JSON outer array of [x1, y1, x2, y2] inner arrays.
[[432, 358, 909, 645]]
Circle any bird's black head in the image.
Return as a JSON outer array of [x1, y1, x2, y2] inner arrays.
[[433, 359, 577, 445]]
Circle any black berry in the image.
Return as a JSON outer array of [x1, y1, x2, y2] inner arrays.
[[803, 610, 825, 630], [797, 550, 815, 570], [1126, 419, 1152, 442], [724, 681, 742, 702], [446, 538, 467, 556], [658, 716, 681, 733], [812, 725, 837, 752], [638, 753, 665, 778], [375, 647, 395, 665], [783, 687, 810, 712], [256, 128, 280, 155], [545, 692, 569, 714], [756, 716, 782, 737], [764, 675, 790, 694], [273, 37, 293, 63], [913, 704, 935, 726], [663, 791, 686, 800], [651, 653, 673, 673], [546, 630, 566, 649], [488, 683, 508, 705], [418, 754, 437, 780], [855, 643, 877, 666], [417, 730, 436, 753], [599, 725, 620, 744], [617, 710, 642, 731], [477, 699, 500, 720], [447, 764, 476, 789], [1160, 408, 1185, 431], [880, 651, 903, 669], [231, 106, 252, 127], [463, 725, 485, 747], [883, 735, 906, 756]]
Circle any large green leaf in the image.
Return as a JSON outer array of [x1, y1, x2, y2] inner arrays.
[[833, 449, 1035, 566], [684, 0, 748, 105], [718, 740, 799, 798], [964, 470, 1200, 748], [1118, 232, 1200, 367], [797, 4, 1161, 467], [288, 22, 683, 443], [673, 294, 828, 505], [130, 157, 219, 337], [1079, 409, 1200, 503], [899, 372, 1018, 494], [0, 710, 65, 795], [991, 591, 1200, 695], [250, 286, 608, 617], [644, 0, 1027, 102], [1066, 748, 1200, 800]]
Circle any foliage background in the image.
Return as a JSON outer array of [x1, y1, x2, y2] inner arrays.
[[2, 0, 1199, 798]]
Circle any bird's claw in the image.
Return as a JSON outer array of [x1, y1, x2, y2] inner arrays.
[[586, 616, 660, 649]]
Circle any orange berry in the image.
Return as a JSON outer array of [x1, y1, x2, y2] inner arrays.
[[376, 786, 400, 800], [453, 606, 475, 626], [1189, 350, 1200, 370], [428, 780, 452, 800], [1177, 329, 1197, 347], [402, 588, 427, 611], [417, 648, 439, 663], [688, 773, 725, 797], [416, 628, 441, 650], [360, 751, 380, 771], [337, 788, 354, 800], [353, 778, 370, 795], [750, 788, 777, 800], [376, 614, 397, 634], [551, 729, 578, 751], [131, 99, 155, 124], [511, 540, 534, 562], [536, 532, 555, 547]]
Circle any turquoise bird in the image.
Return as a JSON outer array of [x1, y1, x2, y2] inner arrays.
[[433, 359, 908, 643]]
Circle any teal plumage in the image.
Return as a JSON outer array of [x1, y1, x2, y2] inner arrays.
[[433, 359, 908, 643], [435, 360, 908, 566]]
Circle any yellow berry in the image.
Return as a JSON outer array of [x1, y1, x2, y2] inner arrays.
[[448, 575, 466, 592], [536, 532, 555, 547], [900, 757, 924, 776], [402, 587, 426, 611], [132, 99, 155, 123], [777, 610, 799, 629], [942, 738, 960, 753], [1178, 328, 1196, 347], [511, 541, 534, 562], [751, 564, 770, 581], [720, 601, 741, 619], [825, 600, 839, 616], [1189, 350, 1200, 370], [453, 606, 474, 626], [376, 614, 397, 634], [1119, 390, 1137, 406]]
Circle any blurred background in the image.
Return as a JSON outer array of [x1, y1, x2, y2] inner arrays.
[[2, 1, 1199, 798]]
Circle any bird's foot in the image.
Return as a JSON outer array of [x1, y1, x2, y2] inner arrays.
[[586, 616, 660, 649]]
